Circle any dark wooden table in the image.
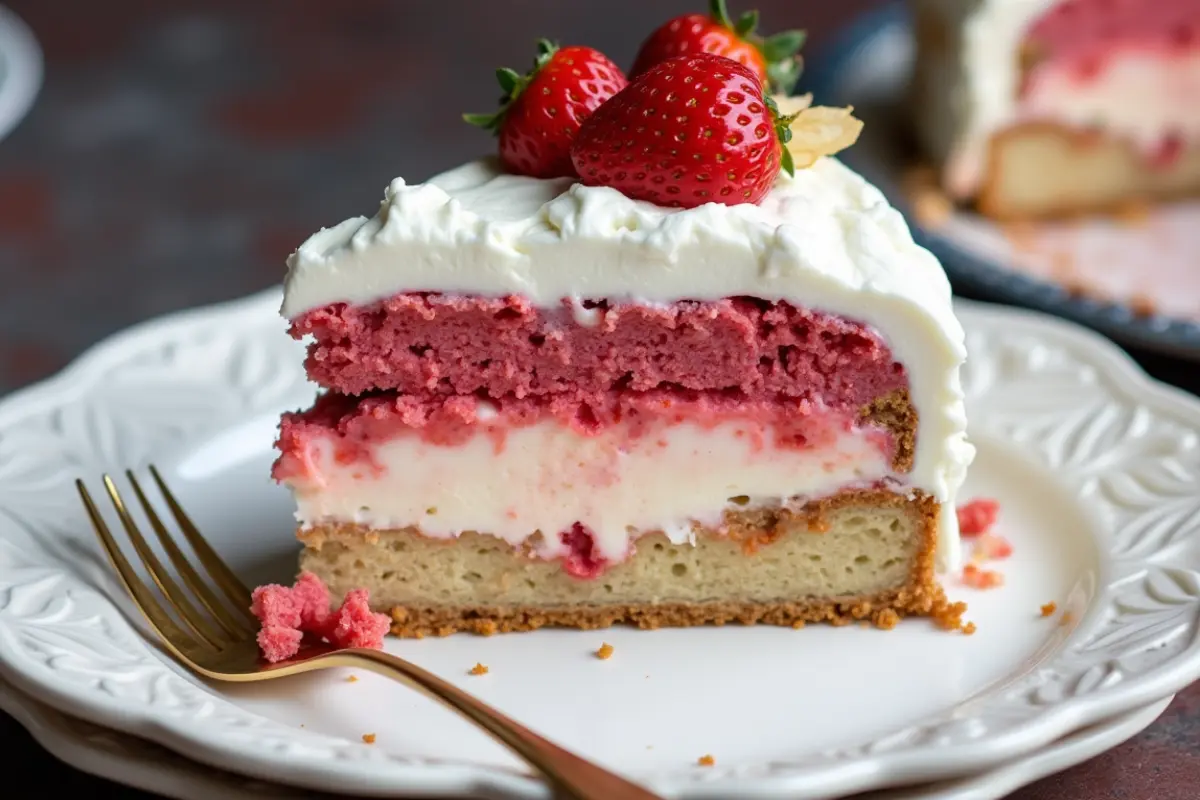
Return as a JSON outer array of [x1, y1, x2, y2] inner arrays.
[[0, 1, 1196, 797]]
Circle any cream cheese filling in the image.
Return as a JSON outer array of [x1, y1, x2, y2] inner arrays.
[[285, 416, 897, 565]]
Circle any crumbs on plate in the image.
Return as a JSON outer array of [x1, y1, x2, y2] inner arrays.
[[697, 754, 715, 767], [469, 662, 489, 676], [1040, 602, 1058, 618], [596, 643, 614, 660], [362, 733, 376, 744]]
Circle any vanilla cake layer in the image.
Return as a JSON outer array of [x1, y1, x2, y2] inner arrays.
[[980, 123, 1200, 218], [299, 489, 952, 636]]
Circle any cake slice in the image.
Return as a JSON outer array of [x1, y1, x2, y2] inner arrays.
[[273, 151, 974, 637], [911, 0, 1200, 219]]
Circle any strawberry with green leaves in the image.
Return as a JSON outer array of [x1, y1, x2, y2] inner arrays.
[[465, 40, 627, 179], [631, 0, 805, 95], [570, 53, 802, 209]]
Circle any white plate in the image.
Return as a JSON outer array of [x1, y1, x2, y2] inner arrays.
[[1, 290, 1199, 799], [0, 672, 1172, 800], [0, 6, 41, 142]]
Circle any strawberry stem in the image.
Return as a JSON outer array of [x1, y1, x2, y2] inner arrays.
[[463, 39, 561, 135], [709, 0, 806, 95], [765, 95, 799, 177]]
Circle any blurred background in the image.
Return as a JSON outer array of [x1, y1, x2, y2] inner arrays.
[[1, 2, 1198, 798], [0, 0, 878, 393]]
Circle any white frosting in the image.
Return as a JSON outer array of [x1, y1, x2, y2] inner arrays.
[[912, 0, 1200, 197], [287, 413, 896, 564], [281, 156, 974, 571]]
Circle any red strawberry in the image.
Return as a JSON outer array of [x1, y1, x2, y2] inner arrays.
[[570, 53, 799, 209], [464, 40, 627, 179], [631, 0, 806, 95]]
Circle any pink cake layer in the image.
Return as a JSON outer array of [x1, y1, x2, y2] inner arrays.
[[290, 294, 907, 409], [1025, 0, 1199, 75], [272, 388, 895, 482]]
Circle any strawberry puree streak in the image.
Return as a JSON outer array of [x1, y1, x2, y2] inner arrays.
[[1024, 0, 1200, 77], [273, 389, 894, 482], [290, 293, 906, 405]]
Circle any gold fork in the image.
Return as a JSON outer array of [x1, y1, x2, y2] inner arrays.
[[77, 466, 662, 800]]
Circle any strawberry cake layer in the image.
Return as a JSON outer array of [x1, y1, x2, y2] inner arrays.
[[294, 294, 904, 403], [912, 0, 1200, 217], [276, 155, 974, 635]]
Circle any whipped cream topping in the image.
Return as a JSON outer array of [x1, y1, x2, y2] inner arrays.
[[281, 156, 973, 571], [290, 412, 896, 564]]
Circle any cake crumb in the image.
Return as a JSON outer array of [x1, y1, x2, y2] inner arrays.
[[957, 499, 1000, 537], [974, 532, 1013, 562], [1129, 293, 1157, 318], [469, 662, 489, 676], [791, 620, 806, 630], [346, 674, 359, 683], [250, 572, 390, 663], [874, 608, 901, 630], [1040, 602, 1058, 617], [963, 564, 1005, 589], [697, 754, 715, 767], [1113, 200, 1151, 226], [596, 643, 614, 660], [962, 622, 978, 636], [362, 733, 376, 744]]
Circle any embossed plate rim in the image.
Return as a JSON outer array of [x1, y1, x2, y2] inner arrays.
[[0, 671, 1174, 800], [0, 289, 1199, 798]]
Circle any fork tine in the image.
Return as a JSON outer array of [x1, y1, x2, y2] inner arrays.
[[148, 465, 254, 613], [77, 479, 201, 651], [101, 475, 229, 649], [126, 471, 257, 637]]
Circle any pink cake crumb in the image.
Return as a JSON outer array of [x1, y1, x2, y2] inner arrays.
[[319, 588, 392, 650], [250, 572, 390, 663], [957, 499, 1000, 537]]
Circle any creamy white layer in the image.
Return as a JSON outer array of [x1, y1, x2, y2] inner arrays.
[[912, 0, 1200, 197], [280, 156, 972, 571], [284, 414, 896, 564], [1022, 50, 1200, 152]]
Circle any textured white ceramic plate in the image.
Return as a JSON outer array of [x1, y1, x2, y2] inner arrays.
[[1, 289, 1199, 799], [0, 5, 40, 142], [0, 672, 1172, 800]]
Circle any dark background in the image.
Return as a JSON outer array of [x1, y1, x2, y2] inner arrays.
[[0, 1, 1196, 797]]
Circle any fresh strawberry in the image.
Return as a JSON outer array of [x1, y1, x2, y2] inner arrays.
[[570, 53, 800, 209], [464, 40, 627, 179], [631, 0, 805, 95]]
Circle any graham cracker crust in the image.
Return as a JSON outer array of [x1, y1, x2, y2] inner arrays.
[[299, 488, 965, 638]]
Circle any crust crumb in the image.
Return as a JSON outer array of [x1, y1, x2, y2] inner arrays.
[[469, 662, 489, 676], [962, 621, 978, 636], [1040, 602, 1058, 618], [596, 643, 614, 660], [697, 754, 715, 767], [346, 674, 359, 683], [362, 733, 376, 744]]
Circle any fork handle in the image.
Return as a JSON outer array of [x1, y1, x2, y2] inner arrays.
[[345, 648, 662, 799]]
